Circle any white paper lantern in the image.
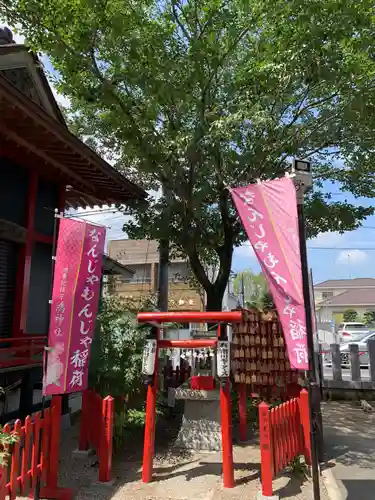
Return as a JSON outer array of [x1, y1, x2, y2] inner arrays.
[[142, 339, 157, 376], [217, 341, 230, 378]]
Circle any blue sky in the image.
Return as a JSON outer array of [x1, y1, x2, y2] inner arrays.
[[9, 28, 375, 286]]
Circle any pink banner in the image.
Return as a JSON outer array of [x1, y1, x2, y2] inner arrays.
[[43, 218, 106, 395], [230, 177, 308, 370]]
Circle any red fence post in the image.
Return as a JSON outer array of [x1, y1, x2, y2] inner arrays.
[[220, 381, 235, 488], [299, 389, 312, 465], [238, 385, 247, 442], [259, 402, 273, 497], [79, 390, 90, 451], [99, 396, 114, 483]]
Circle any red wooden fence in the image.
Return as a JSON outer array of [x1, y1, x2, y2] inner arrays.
[[162, 365, 191, 390], [78, 389, 114, 483], [0, 395, 72, 500], [259, 389, 311, 497]]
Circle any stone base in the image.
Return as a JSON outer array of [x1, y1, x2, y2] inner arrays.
[[174, 398, 222, 451], [72, 448, 95, 459]]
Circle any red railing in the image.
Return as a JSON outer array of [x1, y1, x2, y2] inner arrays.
[[0, 336, 46, 370], [162, 366, 191, 390], [259, 389, 311, 497], [78, 389, 114, 483], [0, 395, 72, 499]]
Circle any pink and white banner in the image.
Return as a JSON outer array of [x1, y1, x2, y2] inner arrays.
[[43, 218, 106, 395], [230, 177, 308, 370]]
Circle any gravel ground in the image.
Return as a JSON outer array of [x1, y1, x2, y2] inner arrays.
[[15, 416, 330, 500]]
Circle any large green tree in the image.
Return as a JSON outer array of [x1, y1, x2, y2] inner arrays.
[[3, 0, 375, 309]]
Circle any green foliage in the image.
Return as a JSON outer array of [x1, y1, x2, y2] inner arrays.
[[233, 270, 267, 308], [4, 0, 375, 308], [363, 311, 375, 325], [89, 294, 148, 399], [233, 270, 275, 311], [343, 309, 358, 322], [0, 388, 19, 466]]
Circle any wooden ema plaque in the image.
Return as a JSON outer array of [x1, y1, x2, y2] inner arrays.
[[232, 309, 304, 400]]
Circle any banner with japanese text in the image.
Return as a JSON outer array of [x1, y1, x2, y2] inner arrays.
[[43, 218, 106, 395], [230, 177, 308, 370]]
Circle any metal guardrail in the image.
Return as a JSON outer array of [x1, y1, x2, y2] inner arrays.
[[319, 339, 375, 390]]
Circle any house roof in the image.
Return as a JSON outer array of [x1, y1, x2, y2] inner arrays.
[[102, 254, 135, 277], [108, 239, 187, 264], [318, 288, 375, 307], [315, 278, 375, 289]]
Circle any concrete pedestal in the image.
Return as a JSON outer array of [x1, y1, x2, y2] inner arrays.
[[174, 385, 222, 451]]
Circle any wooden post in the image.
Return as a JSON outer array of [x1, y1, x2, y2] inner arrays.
[[331, 343, 342, 382], [99, 396, 114, 483], [220, 381, 235, 488], [259, 402, 273, 496], [349, 344, 361, 382], [238, 385, 247, 442], [368, 339, 375, 383], [78, 390, 90, 451], [299, 389, 312, 465]]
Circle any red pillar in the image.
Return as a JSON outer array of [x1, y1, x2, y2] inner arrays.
[[19, 171, 38, 333], [238, 384, 247, 442], [259, 401, 273, 497], [220, 381, 235, 488], [46, 395, 62, 490], [142, 329, 160, 483], [99, 396, 114, 482]]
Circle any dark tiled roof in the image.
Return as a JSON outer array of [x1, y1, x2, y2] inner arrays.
[[315, 278, 375, 288], [319, 288, 375, 307]]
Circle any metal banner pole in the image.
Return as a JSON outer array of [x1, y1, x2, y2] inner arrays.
[[290, 159, 321, 500], [34, 209, 60, 500]]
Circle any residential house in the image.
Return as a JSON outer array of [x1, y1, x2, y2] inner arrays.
[[108, 239, 238, 314], [314, 278, 375, 324]]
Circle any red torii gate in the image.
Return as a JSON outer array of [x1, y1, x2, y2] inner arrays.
[[137, 310, 243, 488]]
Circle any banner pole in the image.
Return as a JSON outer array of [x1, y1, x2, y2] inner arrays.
[[297, 201, 321, 500], [34, 208, 60, 500]]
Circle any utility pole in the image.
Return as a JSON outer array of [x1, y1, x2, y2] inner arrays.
[[157, 186, 169, 312], [289, 158, 322, 500], [157, 237, 169, 311]]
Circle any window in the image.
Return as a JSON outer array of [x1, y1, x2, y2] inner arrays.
[[322, 291, 333, 300]]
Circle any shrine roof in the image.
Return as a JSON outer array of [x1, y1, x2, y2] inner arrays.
[[0, 74, 147, 208]]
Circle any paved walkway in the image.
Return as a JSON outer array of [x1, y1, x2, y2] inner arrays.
[[322, 401, 375, 500]]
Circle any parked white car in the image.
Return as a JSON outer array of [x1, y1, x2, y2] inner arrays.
[[337, 322, 370, 341], [339, 331, 375, 368]]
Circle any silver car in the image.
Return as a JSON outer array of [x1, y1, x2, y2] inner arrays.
[[339, 331, 375, 368]]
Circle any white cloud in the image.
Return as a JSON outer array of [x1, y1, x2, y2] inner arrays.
[[233, 243, 256, 260], [336, 249, 368, 265], [309, 231, 347, 247]]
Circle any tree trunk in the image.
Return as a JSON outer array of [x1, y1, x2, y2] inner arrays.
[[205, 286, 225, 312]]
